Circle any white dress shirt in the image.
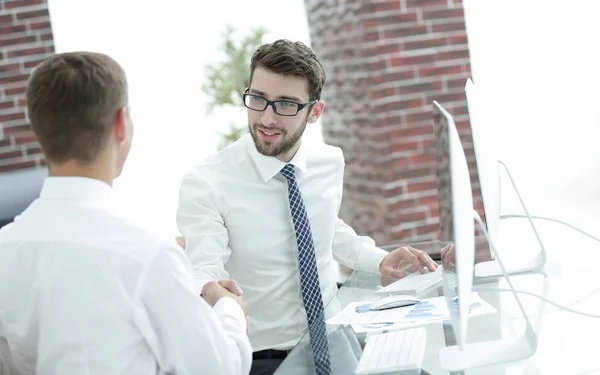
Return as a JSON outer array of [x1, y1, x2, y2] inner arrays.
[[177, 134, 388, 351], [0, 177, 252, 375]]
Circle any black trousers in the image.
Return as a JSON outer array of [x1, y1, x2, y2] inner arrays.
[[250, 350, 288, 375], [249, 349, 432, 375]]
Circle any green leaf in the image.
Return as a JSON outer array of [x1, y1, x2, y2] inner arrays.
[[202, 25, 268, 113]]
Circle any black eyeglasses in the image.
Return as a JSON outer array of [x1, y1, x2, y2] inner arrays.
[[242, 89, 317, 117]]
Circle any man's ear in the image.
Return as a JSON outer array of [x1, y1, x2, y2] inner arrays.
[[113, 106, 128, 142], [308, 100, 325, 124]]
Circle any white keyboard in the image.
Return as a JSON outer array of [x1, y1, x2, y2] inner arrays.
[[375, 266, 443, 295], [356, 327, 427, 374]]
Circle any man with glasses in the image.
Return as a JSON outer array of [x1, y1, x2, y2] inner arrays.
[[177, 40, 437, 375]]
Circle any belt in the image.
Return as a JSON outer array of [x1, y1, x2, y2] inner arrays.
[[253, 349, 290, 360]]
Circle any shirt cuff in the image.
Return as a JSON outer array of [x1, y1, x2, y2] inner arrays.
[[358, 246, 389, 274], [213, 296, 248, 330]]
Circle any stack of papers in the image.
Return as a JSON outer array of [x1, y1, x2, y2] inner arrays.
[[326, 292, 496, 334]]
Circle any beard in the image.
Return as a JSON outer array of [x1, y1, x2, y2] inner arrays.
[[249, 116, 308, 158]]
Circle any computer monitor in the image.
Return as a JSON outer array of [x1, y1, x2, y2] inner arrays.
[[433, 100, 538, 371], [433, 101, 474, 351], [464, 78, 547, 278], [464, 79, 501, 248]]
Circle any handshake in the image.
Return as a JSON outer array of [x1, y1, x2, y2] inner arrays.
[[202, 279, 250, 331]]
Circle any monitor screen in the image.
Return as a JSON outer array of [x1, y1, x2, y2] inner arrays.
[[433, 100, 475, 350]]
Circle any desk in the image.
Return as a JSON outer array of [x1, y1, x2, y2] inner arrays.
[[275, 228, 600, 375]]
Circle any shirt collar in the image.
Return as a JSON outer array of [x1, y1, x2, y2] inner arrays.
[[246, 134, 308, 183], [39, 176, 114, 205]]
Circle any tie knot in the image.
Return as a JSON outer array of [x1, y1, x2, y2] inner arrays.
[[280, 164, 296, 181]]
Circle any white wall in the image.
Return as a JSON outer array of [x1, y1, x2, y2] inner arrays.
[[463, 0, 600, 230], [47, 0, 321, 237]]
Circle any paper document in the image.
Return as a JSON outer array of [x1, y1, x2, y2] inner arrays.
[[325, 301, 415, 325], [326, 292, 496, 334], [352, 292, 496, 334]]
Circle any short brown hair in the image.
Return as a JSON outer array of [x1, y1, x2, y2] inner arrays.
[[26, 51, 128, 163], [249, 39, 326, 101]]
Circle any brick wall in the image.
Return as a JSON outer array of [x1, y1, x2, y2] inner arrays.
[[304, 0, 484, 245], [0, 0, 54, 173]]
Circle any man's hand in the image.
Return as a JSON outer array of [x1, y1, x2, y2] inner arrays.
[[379, 246, 437, 279], [441, 243, 455, 269], [201, 280, 249, 332]]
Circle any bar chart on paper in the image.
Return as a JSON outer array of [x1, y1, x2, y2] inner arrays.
[[405, 301, 446, 320]]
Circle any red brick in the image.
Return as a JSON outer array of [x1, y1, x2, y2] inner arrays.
[[0, 63, 21, 75], [0, 111, 26, 122], [397, 81, 437, 96], [390, 211, 427, 226], [373, 1, 401, 12], [432, 21, 467, 33], [417, 195, 439, 207], [0, 35, 37, 47], [407, 179, 437, 193], [377, 115, 403, 128], [447, 34, 469, 45], [23, 57, 45, 68], [5, 85, 26, 96], [13, 131, 37, 144], [0, 138, 12, 148], [0, 100, 15, 110], [436, 48, 470, 63], [405, 108, 431, 123], [420, 135, 435, 150], [364, 31, 380, 43], [390, 54, 435, 67], [0, 73, 29, 85], [7, 46, 46, 58], [416, 223, 439, 236], [0, 159, 36, 172], [362, 12, 419, 28], [387, 198, 419, 212], [3, 123, 30, 134], [383, 25, 428, 40], [0, 25, 27, 34], [429, 90, 466, 105], [28, 20, 51, 30], [403, 166, 436, 179], [445, 74, 472, 89], [25, 144, 42, 156], [404, 36, 447, 51], [369, 87, 397, 100], [368, 59, 387, 72], [422, 8, 465, 21], [369, 43, 401, 56], [406, 0, 448, 7], [373, 97, 424, 113], [39, 31, 53, 41], [4, 0, 45, 9], [0, 149, 22, 160], [398, 124, 432, 139], [379, 69, 417, 83], [409, 154, 436, 167], [419, 64, 463, 78], [0, 14, 13, 23], [15, 9, 48, 21]]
